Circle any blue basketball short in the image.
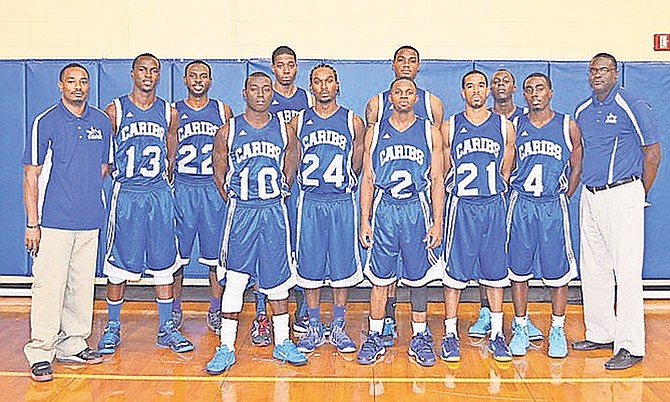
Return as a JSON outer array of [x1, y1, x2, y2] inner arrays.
[[442, 194, 509, 289], [174, 178, 226, 267], [220, 197, 295, 295], [104, 181, 177, 280], [296, 192, 363, 289], [364, 191, 443, 287], [506, 191, 577, 286]]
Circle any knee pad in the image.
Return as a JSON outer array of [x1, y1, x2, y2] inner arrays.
[[108, 276, 126, 285], [152, 274, 175, 286], [410, 287, 428, 313], [221, 271, 249, 313], [266, 289, 289, 301]]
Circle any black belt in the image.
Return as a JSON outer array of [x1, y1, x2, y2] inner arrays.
[[585, 176, 640, 193]]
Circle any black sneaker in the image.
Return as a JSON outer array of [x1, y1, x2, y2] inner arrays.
[[56, 348, 104, 365], [31, 361, 53, 382]]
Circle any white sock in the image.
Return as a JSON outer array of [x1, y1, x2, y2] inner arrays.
[[220, 318, 238, 351], [514, 315, 528, 327], [444, 317, 457, 336], [412, 321, 427, 335], [273, 313, 290, 345], [369, 317, 384, 334], [490, 312, 503, 339], [551, 314, 565, 328]]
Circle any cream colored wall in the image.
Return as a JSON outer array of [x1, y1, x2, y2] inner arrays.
[[1, 0, 669, 61]]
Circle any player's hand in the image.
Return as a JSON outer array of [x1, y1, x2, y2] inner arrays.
[[424, 224, 441, 249], [360, 221, 373, 248], [25, 226, 41, 258]]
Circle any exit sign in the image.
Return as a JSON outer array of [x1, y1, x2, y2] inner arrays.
[[654, 34, 670, 51]]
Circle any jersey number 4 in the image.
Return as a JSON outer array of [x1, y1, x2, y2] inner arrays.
[[522, 164, 544, 197], [301, 154, 345, 188]]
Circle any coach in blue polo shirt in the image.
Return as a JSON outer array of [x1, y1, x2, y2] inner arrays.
[[572, 53, 661, 370], [23, 63, 112, 381]]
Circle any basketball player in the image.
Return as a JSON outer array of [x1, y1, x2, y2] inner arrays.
[[440, 70, 515, 363], [250, 46, 313, 347], [206, 72, 305, 375], [357, 77, 444, 367], [171, 60, 233, 335], [363, 45, 445, 347], [506, 73, 582, 358], [291, 64, 365, 354], [98, 53, 193, 355]]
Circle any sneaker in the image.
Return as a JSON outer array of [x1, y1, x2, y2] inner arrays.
[[30, 361, 53, 382], [439, 333, 460, 362], [293, 314, 310, 334], [207, 310, 222, 335], [509, 324, 529, 356], [511, 316, 544, 341], [488, 333, 512, 362], [172, 310, 183, 329], [468, 307, 491, 338], [296, 318, 326, 353], [57, 348, 103, 365], [356, 331, 386, 365], [328, 318, 356, 353], [547, 326, 568, 358], [156, 320, 194, 353], [251, 313, 272, 347], [97, 321, 121, 355], [408, 330, 436, 367], [381, 316, 398, 347], [272, 339, 308, 366], [206, 345, 235, 375]]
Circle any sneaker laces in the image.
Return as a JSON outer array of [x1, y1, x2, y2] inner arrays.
[[411, 332, 433, 354], [443, 334, 459, 350], [162, 323, 190, 347], [330, 324, 353, 345], [549, 327, 563, 343], [359, 333, 382, 355], [278, 341, 303, 362], [257, 314, 270, 336]]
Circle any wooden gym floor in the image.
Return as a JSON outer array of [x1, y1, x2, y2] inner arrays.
[[1, 298, 670, 401]]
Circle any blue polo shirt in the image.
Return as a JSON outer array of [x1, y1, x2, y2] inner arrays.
[[22, 101, 112, 230], [574, 87, 659, 187]]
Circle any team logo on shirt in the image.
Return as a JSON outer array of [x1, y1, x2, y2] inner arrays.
[[459, 127, 468, 133], [180, 113, 189, 120], [125, 112, 134, 118], [605, 113, 618, 124], [520, 130, 529, 137], [306, 119, 314, 125], [86, 126, 103, 140], [382, 133, 392, 139], [271, 100, 280, 105]]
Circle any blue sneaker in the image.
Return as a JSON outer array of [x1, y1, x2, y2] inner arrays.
[[548, 326, 568, 358], [292, 314, 310, 334], [328, 318, 356, 353], [511, 315, 544, 341], [408, 330, 436, 367], [439, 333, 460, 362], [296, 318, 326, 353], [250, 313, 272, 347], [156, 321, 194, 353], [206, 310, 222, 335], [468, 307, 491, 338], [509, 324, 529, 356], [97, 321, 121, 354], [356, 331, 386, 365], [381, 317, 398, 347], [172, 310, 183, 329], [206, 345, 235, 375], [273, 339, 308, 366], [488, 333, 512, 362]]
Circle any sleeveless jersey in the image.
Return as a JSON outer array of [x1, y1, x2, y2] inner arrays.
[[269, 87, 313, 124], [173, 99, 227, 183], [112, 95, 171, 188], [446, 112, 508, 197], [510, 113, 573, 198], [296, 107, 357, 195], [489, 105, 528, 122], [376, 87, 434, 124], [225, 114, 288, 201], [370, 117, 433, 199]]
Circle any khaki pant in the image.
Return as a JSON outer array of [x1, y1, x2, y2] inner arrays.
[[24, 227, 99, 365]]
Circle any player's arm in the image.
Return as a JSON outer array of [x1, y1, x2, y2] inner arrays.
[[351, 114, 366, 176], [566, 119, 583, 198], [212, 122, 230, 201], [283, 117, 300, 187], [439, 119, 452, 181], [359, 125, 375, 248], [223, 104, 234, 121], [500, 120, 516, 183], [23, 164, 42, 257], [642, 143, 661, 196], [364, 95, 379, 128], [101, 114, 114, 179], [429, 94, 444, 126], [166, 107, 179, 184], [426, 125, 444, 249]]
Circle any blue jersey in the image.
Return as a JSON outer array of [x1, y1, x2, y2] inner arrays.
[[296, 107, 357, 194], [371, 117, 433, 199], [226, 114, 288, 201], [111, 95, 171, 188], [173, 99, 227, 183], [510, 113, 572, 198], [490, 105, 528, 122], [446, 112, 508, 197], [269, 87, 313, 124], [376, 88, 434, 124]]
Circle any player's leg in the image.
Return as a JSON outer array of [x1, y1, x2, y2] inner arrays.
[[207, 267, 224, 335], [548, 285, 568, 358], [329, 287, 356, 353], [296, 288, 326, 353], [171, 267, 185, 328], [382, 283, 398, 346], [268, 294, 307, 366], [440, 286, 462, 362], [172, 181, 198, 330], [408, 286, 435, 367], [469, 285, 492, 338], [357, 284, 389, 365]]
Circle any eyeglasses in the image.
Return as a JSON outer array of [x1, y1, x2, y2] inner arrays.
[[588, 66, 615, 75]]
